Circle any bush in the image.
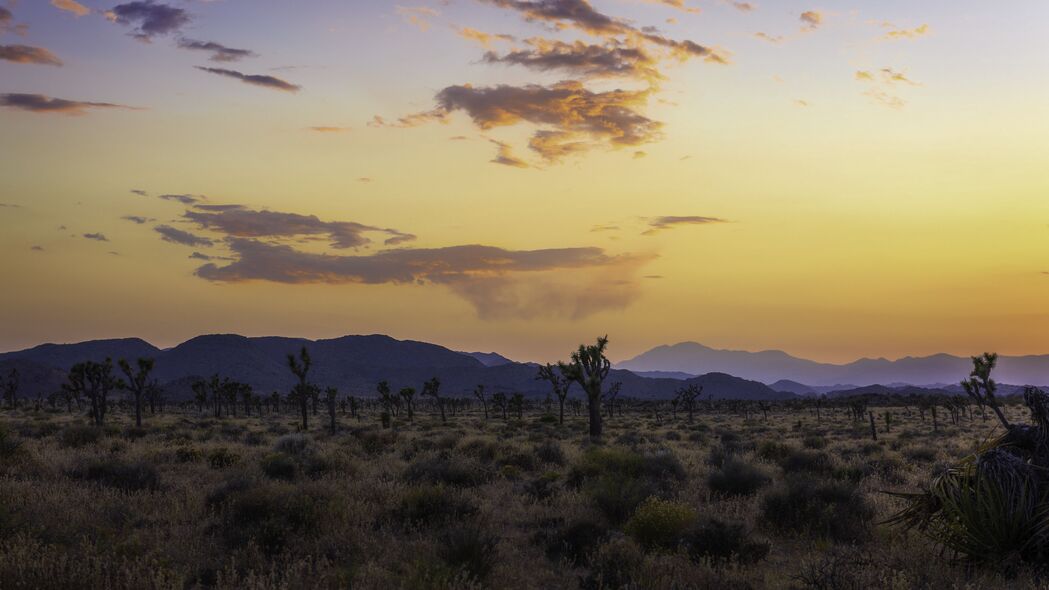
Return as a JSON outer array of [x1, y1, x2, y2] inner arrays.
[[624, 498, 697, 551], [760, 475, 875, 542], [437, 526, 498, 582], [207, 447, 240, 469], [902, 446, 937, 463], [581, 537, 644, 590], [60, 425, 102, 448], [802, 435, 828, 450], [404, 456, 489, 487], [394, 484, 477, 526], [533, 441, 565, 465], [68, 457, 160, 492], [756, 440, 793, 462], [0, 426, 22, 461], [274, 433, 314, 456], [683, 518, 770, 566], [217, 483, 331, 554], [569, 447, 685, 523], [778, 449, 833, 475], [260, 453, 297, 481], [174, 446, 203, 463], [543, 519, 607, 565], [708, 458, 771, 496]]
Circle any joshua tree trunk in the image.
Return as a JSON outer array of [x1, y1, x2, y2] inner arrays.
[[587, 392, 602, 439]]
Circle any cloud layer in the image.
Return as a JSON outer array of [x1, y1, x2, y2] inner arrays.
[[195, 66, 300, 92], [0, 93, 139, 115]]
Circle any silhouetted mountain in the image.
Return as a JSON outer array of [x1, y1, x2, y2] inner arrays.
[[0, 334, 795, 402], [0, 358, 67, 400], [619, 342, 1049, 387], [463, 351, 515, 367], [824, 384, 955, 398], [632, 371, 696, 380], [769, 379, 816, 395]]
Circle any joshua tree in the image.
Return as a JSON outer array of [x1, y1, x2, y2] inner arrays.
[[421, 377, 446, 424], [675, 384, 703, 423], [962, 352, 1010, 430], [2, 369, 19, 409], [492, 392, 508, 421], [63, 359, 119, 426], [117, 357, 155, 428], [287, 347, 313, 431], [605, 381, 622, 419], [325, 387, 339, 434], [399, 387, 416, 423], [537, 364, 572, 425], [473, 385, 489, 420], [510, 393, 525, 420], [192, 381, 208, 414], [377, 381, 395, 428], [558, 336, 611, 440]]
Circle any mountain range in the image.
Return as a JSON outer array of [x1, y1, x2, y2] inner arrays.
[[0, 335, 795, 402], [617, 342, 1049, 388]]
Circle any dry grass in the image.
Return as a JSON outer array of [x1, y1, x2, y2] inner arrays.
[[0, 402, 1038, 589]]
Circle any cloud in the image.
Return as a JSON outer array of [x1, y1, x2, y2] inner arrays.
[[159, 193, 203, 204], [0, 93, 140, 115], [106, 1, 190, 42], [0, 7, 27, 37], [51, 0, 91, 17], [177, 39, 256, 62], [308, 126, 350, 133], [489, 140, 529, 168], [195, 238, 652, 319], [31, 245, 45, 252], [182, 205, 417, 248], [753, 32, 782, 44], [122, 215, 152, 224], [194, 67, 300, 92], [643, 0, 700, 14], [482, 39, 660, 80], [0, 203, 21, 208], [83, 233, 109, 241], [855, 68, 919, 109], [726, 1, 754, 11], [433, 81, 661, 162], [884, 24, 929, 41], [155, 224, 214, 247], [130, 189, 149, 196], [397, 6, 438, 31], [800, 10, 822, 31], [457, 27, 515, 48], [643, 215, 728, 234], [0, 45, 63, 66]]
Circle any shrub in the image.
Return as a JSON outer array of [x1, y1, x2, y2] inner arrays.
[[708, 458, 771, 496], [683, 518, 770, 566], [260, 453, 298, 481], [498, 450, 537, 472], [802, 434, 828, 450], [534, 441, 566, 466], [778, 449, 833, 475], [404, 456, 489, 487], [0, 426, 22, 461], [760, 475, 875, 542], [274, 433, 314, 456], [524, 471, 561, 501], [60, 425, 102, 448], [436, 526, 498, 582], [458, 438, 499, 463], [394, 484, 477, 526], [217, 483, 330, 554], [569, 447, 685, 523], [902, 446, 937, 463], [581, 537, 644, 590], [624, 498, 697, 551], [543, 519, 607, 566], [207, 447, 240, 469], [68, 457, 160, 492], [756, 440, 793, 462]]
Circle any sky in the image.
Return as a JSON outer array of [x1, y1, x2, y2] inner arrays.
[[1, 0, 1048, 364]]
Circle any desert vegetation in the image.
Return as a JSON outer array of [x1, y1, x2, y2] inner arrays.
[[0, 344, 1045, 589]]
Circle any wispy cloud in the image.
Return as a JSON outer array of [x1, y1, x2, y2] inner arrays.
[[83, 232, 109, 242], [155, 224, 214, 247], [800, 10, 822, 31], [183, 205, 417, 248], [0, 45, 63, 66], [195, 66, 301, 92], [51, 0, 91, 17], [883, 24, 929, 41], [177, 39, 256, 62], [106, 1, 190, 42], [0, 93, 140, 115], [643, 215, 728, 234], [397, 6, 438, 31]]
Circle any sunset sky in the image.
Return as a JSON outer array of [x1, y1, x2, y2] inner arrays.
[[1, 0, 1047, 363]]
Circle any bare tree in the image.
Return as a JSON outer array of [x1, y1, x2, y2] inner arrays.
[[605, 381, 622, 419], [558, 336, 611, 440], [287, 347, 313, 431], [399, 387, 416, 423], [325, 387, 339, 434], [421, 377, 446, 424], [675, 384, 703, 423], [473, 385, 489, 420], [962, 352, 1010, 430], [2, 369, 19, 409], [63, 359, 119, 426], [537, 364, 572, 425], [117, 357, 155, 428], [377, 381, 395, 428]]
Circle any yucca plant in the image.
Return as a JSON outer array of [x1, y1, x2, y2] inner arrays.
[[888, 353, 1049, 570]]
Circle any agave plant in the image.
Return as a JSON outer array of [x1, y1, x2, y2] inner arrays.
[[888, 373, 1049, 569]]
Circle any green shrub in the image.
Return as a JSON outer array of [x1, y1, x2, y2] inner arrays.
[[582, 537, 644, 589], [217, 483, 331, 555], [756, 440, 793, 462], [624, 498, 697, 551], [708, 458, 770, 496], [260, 453, 297, 481], [760, 475, 875, 542], [778, 449, 833, 474], [802, 435, 828, 450], [207, 447, 240, 469], [683, 518, 769, 566], [436, 526, 498, 582], [405, 456, 489, 487], [68, 457, 160, 492], [569, 447, 685, 523], [534, 441, 565, 465], [543, 519, 607, 566], [60, 425, 102, 448], [394, 484, 477, 526]]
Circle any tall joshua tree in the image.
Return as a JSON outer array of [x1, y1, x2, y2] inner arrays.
[[399, 387, 416, 423], [377, 380, 394, 428], [2, 369, 19, 409], [675, 384, 703, 423], [118, 357, 155, 428], [64, 359, 120, 426], [558, 336, 611, 440], [473, 385, 489, 420], [421, 377, 446, 424], [287, 347, 313, 431], [325, 387, 339, 434], [962, 352, 1010, 430], [537, 364, 572, 425]]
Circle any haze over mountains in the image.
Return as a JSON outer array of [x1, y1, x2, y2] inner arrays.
[[0, 335, 792, 402], [617, 342, 1049, 389]]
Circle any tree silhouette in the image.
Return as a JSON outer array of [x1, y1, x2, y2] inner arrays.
[[63, 359, 119, 426], [421, 377, 446, 423], [399, 387, 416, 423], [473, 385, 489, 420], [536, 364, 572, 425], [962, 352, 1010, 430], [605, 381, 622, 419], [325, 387, 339, 434], [558, 336, 611, 440], [117, 357, 155, 428], [2, 368, 19, 409], [675, 384, 703, 423], [377, 380, 394, 428], [287, 347, 313, 431]]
